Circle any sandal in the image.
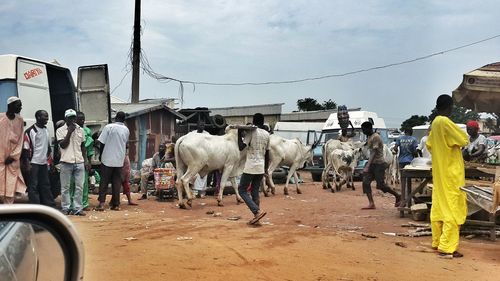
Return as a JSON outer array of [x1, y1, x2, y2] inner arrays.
[[110, 206, 121, 211], [249, 211, 267, 225], [93, 205, 105, 212], [438, 251, 463, 259]]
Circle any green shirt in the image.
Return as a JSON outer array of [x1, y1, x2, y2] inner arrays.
[[83, 126, 94, 157]]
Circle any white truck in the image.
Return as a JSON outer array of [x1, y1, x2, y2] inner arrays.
[[0, 54, 111, 136], [307, 111, 389, 181]]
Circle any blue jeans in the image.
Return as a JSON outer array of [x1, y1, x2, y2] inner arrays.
[[238, 173, 264, 215], [60, 163, 85, 213]]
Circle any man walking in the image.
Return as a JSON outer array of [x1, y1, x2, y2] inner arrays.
[[237, 113, 270, 225], [56, 109, 89, 215], [22, 110, 55, 207], [361, 121, 401, 209], [0, 97, 26, 204], [95, 111, 129, 211], [426, 94, 469, 258]]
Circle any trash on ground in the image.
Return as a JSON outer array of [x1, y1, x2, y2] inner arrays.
[[361, 233, 378, 239], [124, 237, 138, 241], [395, 242, 408, 248], [176, 236, 193, 241], [227, 216, 241, 221]]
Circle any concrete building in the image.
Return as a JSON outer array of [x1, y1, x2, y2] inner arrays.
[[209, 103, 283, 127]]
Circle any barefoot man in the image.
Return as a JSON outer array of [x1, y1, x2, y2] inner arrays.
[[426, 94, 469, 258], [361, 121, 401, 209]]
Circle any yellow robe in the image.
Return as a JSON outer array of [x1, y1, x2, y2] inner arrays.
[[426, 116, 469, 253], [0, 113, 26, 199]]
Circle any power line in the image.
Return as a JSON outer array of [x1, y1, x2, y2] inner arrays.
[[142, 34, 500, 87]]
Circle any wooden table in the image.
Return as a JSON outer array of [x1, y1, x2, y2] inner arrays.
[[398, 166, 432, 218]]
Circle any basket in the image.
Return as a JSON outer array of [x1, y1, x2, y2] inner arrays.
[[153, 168, 176, 190]]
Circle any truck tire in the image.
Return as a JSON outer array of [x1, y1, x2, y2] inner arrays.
[[311, 172, 322, 182]]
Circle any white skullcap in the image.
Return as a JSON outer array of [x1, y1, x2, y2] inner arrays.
[[7, 96, 20, 105], [64, 109, 77, 118]]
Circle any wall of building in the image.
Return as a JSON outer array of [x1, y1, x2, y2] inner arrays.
[[125, 110, 176, 168]]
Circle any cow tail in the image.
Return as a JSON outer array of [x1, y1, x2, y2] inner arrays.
[[174, 137, 186, 180]]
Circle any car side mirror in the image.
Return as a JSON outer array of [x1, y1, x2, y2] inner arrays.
[[0, 205, 84, 281]]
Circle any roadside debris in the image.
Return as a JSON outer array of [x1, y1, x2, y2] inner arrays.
[[124, 237, 138, 241], [395, 242, 408, 248], [206, 210, 215, 215], [361, 233, 378, 239], [176, 236, 193, 241], [213, 212, 222, 217], [227, 216, 241, 221]]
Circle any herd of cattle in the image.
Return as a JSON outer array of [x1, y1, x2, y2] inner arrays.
[[173, 127, 401, 209]]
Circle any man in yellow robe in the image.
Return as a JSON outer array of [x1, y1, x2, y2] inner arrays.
[[0, 97, 26, 204], [426, 94, 469, 258]]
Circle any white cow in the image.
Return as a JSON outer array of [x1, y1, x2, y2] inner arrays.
[[262, 135, 315, 196], [387, 142, 400, 185], [174, 130, 245, 208], [322, 139, 363, 192]]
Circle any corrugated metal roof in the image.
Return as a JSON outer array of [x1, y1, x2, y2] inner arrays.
[[209, 103, 283, 116], [111, 102, 185, 120]]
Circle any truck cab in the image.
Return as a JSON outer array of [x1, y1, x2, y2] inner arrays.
[[307, 111, 389, 181], [0, 54, 111, 151]]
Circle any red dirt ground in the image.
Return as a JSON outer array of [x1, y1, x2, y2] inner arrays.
[[70, 175, 499, 281]]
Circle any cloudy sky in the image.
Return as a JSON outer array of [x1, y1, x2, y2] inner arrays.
[[1, 0, 499, 127]]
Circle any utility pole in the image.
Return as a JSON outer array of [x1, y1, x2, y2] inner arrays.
[[131, 0, 141, 103]]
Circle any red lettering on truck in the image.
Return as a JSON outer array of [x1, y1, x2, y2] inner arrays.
[[23, 68, 43, 80]]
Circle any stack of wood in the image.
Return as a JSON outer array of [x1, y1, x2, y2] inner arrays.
[[396, 222, 500, 238]]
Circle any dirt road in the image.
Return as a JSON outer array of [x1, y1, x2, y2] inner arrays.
[[70, 178, 499, 281]]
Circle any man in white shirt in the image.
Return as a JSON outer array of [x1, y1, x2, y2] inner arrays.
[[417, 127, 431, 158], [56, 109, 89, 216], [95, 111, 130, 211], [22, 110, 55, 207], [237, 113, 270, 225]]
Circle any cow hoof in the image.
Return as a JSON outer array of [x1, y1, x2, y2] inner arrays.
[[179, 203, 187, 209], [297, 190, 302, 194], [186, 200, 193, 207], [217, 201, 224, 207], [264, 193, 270, 197], [284, 190, 289, 196], [271, 190, 276, 195], [335, 186, 341, 192], [330, 188, 335, 193]]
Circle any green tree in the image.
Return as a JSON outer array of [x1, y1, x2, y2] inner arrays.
[[400, 115, 428, 131], [429, 104, 480, 124], [322, 99, 337, 110], [297, 98, 324, 111]]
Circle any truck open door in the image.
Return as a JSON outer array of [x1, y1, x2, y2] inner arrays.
[[77, 64, 111, 133]]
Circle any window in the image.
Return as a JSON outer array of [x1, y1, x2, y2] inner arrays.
[[0, 80, 18, 112]]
